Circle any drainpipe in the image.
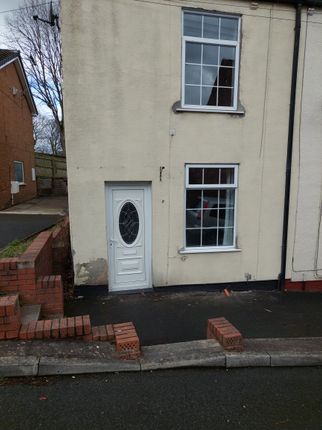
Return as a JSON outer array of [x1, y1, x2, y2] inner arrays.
[[279, 2, 302, 290]]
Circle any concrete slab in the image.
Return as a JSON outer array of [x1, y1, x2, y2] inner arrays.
[[140, 339, 226, 370], [1, 196, 68, 215], [21, 305, 41, 325], [38, 357, 140, 375], [225, 351, 270, 367], [270, 352, 322, 367], [0, 356, 38, 377]]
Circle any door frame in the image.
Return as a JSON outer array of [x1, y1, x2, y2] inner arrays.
[[106, 182, 152, 292]]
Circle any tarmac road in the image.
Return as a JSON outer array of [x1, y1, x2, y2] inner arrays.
[[0, 214, 62, 248], [1, 367, 322, 430]]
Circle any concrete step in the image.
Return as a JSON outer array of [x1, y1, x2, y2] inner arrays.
[[20, 304, 41, 325]]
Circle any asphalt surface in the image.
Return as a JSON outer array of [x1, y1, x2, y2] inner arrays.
[[0, 214, 62, 248], [65, 290, 322, 345], [1, 368, 322, 430]]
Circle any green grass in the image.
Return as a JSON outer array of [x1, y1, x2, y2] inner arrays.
[[0, 239, 33, 258]]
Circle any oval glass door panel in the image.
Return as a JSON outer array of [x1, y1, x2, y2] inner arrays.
[[119, 202, 140, 244]]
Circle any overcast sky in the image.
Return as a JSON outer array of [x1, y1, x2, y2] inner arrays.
[[0, 0, 22, 36], [0, 0, 52, 116]]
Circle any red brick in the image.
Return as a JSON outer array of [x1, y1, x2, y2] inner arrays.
[[0, 331, 5, 340], [305, 281, 322, 292], [75, 316, 83, 336], [51, 318, 60, 338], [19, 323, 29, 340], [98, 325, 108, 341], [35, 320, 45, 339], [83, 334, 93, 341], [27, 321, 37, 340], [43, 320, 52, 338], [106, 324, 115, 342], [67, 317, 75, 337], [284, 280, 304, 292], [59, 318, 68, 338], [5, 329, 19, 339], [92, 326, 100, 341], [83, 315, 91, 335]]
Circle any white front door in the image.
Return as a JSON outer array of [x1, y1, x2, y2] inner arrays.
[[106, 183, 152, 292]]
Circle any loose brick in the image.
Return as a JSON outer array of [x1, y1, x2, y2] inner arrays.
[[27, 321, 37, 340], [83, 315, 91, 335], [75, 316, 83, 336], [5, 329, 19, 339], [67, 317, 75, 337], [59, 318, 68, 338], [98, 325, 108, 341], [43, 320, 52, 338], [35, 320, 45, 339], [92, 326, 100, 341], [51, 318, 60, 338], [106, 324, 115, 342], [19, 324, 29, 340]]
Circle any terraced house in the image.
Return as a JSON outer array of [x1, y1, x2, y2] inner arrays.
[[61, 0, 322, 293]]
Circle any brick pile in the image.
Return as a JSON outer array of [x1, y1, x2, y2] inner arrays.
[[114, 322, 141, 359], [207, 317, 244, 351], [0, 294, 21, 340]]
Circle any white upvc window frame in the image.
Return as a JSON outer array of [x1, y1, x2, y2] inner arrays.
[[184, 164, 238, 252], [181, 10, 241, 112], [13, 161, 25, 185]]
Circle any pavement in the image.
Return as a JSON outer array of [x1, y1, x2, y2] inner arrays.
[[1, 290, 322, 377], [1, 196, 68, 215], [0, 196, 67, 248], [65, 290, 322, 345]]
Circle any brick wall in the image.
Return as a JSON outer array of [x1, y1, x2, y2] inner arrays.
[[0, 62, 37, 210], [0, 218, 70, 317]]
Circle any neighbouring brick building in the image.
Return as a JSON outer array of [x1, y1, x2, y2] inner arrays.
[[0, 49, 37, 210]]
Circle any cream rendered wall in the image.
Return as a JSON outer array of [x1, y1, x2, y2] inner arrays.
[[62, 0, 296, 286], [290, 11, 322, 282]]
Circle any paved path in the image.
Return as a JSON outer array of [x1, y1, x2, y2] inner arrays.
[[1, 368, 322, 430], [0, 214, 62, 248], [65, 290, 322, 345]]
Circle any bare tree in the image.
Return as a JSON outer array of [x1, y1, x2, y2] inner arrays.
[[33, 114, 63, 155], [5, 0, 64, 153]]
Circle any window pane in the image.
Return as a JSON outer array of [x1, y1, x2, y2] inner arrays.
[[219, 209, 234, 227], [186, 210, 201, 228], [186, 229, 201, 247], [203, 190, 219, 209], [219, 46, 235, 67], [220, 18, 238, 41], [204, 168, 220, 185], [202, 86, 217, 106], [218, 228, 234, 246], [186, 189, 202, 208], [203, 15, 219, 39], [220, 168, 235, 184], [185, 85, 200, 105], [186, 42, 202, 64], [185, 64, 201, 85], [218, 67, 234, 87], [184, 13, 202, 37], [202, 66, 219, 86], [14, 162, 23, 183], [218, 87, 233, 107], [203, 209, 218, 228], [202, 228, 217, 246], [219, 189, 235, 208], [188, 168, 202, 185], [203, 44, 219, 65]]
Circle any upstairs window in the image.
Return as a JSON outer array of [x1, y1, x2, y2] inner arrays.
[[182, 11, 240, 111]]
